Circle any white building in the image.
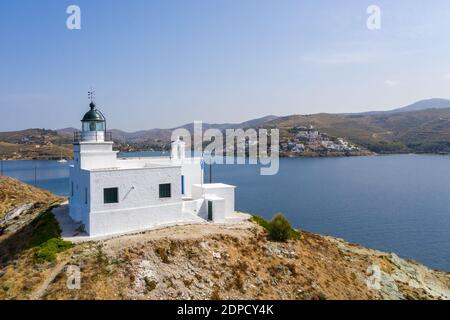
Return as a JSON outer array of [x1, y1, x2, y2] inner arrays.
[[69, 101, 238, 237]]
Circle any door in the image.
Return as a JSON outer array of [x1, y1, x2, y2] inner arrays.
[[208, 201, 213, 221], [181, 175, 185, 195]]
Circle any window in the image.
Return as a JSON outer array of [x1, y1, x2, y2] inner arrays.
[[104, 187, 118, 204], [83, 121, 105, 132], [71, 182, 74, 196], [85, 188, 88, 204], [159, 183, 171, 198]]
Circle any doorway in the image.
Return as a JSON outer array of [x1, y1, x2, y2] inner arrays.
[[207, 201, 213, 221]]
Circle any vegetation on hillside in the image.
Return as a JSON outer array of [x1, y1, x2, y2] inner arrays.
[[0, 177, 68, 267], [27, 210, 73, 263], [253, 213, 301, 241]]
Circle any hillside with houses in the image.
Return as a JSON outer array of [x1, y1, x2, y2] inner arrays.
[[279, 125, 370, 157]]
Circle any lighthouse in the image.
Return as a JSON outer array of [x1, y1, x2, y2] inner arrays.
[[72, 96, 117, 171], [68, 93, 238, 237]]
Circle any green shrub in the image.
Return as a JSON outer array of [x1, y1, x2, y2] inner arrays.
[[252, 213, 301, 242], [252, 215, 270, 230], [268, 214, 292, 242], [34, 238, 73, 263]]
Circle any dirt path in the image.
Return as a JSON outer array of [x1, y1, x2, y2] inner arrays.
[[29, 258, 70, 300]]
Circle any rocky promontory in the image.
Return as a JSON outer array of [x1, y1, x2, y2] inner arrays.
[[0, 177, 448, 300]]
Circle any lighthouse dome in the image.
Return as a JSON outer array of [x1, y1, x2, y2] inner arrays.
[[82, 102, 105, 122]]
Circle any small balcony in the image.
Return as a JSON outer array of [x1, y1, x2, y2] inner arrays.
[[73, 131, 113, 143]]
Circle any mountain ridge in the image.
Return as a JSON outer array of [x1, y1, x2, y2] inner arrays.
[[2, 99, 450, 158]]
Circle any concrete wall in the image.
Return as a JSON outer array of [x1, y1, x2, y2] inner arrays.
[[180, 160, 202, 198], [68, 166, 90, 230], [191, 184, 236, 221], [74, 142, 117, 170], [87, 166, 184, 236], [207, 197, 226, 223], [89, 202, 186, 236], [69, 139, 208, 236]]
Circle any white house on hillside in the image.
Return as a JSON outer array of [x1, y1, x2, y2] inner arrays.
[[69, 101, 239, 237]]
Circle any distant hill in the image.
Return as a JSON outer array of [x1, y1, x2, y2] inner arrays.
[[3, 98, 450, 156], [0, 129, 72, 160], [0, 129, 60, 144], [56, 115, 279, 144], [266, 107, 450, 153], [56, 127, 77, 136], [390, 98, 450, 113]]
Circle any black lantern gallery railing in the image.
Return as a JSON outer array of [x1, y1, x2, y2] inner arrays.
[[73, 131, 113, 142]]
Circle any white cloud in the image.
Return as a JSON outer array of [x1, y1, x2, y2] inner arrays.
[[384, 80, 399, 87], [443, 74, 450, 80]]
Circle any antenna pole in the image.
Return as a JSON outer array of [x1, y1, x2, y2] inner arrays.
[[209, 163, 212, 183], [88, 88, 95, 103]]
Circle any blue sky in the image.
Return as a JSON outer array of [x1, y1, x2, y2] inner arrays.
[[1, 0, 450, 131]]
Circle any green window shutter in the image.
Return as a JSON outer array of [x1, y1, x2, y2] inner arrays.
[[104, 187, 118, 204], [159, 184, 171, 198]]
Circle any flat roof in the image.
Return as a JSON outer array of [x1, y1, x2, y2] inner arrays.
[[193, 183, 236, 189]]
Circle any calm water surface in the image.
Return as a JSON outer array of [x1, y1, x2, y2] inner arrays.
[[2, 154, 450, 271]]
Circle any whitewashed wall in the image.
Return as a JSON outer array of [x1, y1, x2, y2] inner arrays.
[[74, 142, 117, 170], [87, 166, 185, 236], [192, 184, 236, 220], [68, 166, 90, 229], [180, 160, 202, 198]]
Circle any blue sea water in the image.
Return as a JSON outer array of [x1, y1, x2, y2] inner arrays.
[[1, 154, 449, 271]]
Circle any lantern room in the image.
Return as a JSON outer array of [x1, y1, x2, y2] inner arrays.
[[80, 102, 106, 142]]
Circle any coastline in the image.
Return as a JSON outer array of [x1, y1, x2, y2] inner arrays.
[[5, 151, 450, 161]]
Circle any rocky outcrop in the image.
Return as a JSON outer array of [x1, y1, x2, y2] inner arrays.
[[328, 237, 450, 300], [9, 221, 445, 300], [0, 178, 448, 300], [0, 177, 62, 236]]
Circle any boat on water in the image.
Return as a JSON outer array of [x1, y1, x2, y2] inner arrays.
[[57, 148, 68, 163]]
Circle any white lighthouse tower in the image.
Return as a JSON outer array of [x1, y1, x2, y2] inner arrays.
[[69, 92, 117, 225], [73, 92, 117, 171]]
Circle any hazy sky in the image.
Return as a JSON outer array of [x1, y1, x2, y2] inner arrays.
[[1, 0, 450, 131]]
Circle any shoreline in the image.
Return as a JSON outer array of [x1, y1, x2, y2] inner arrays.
[[2, 152, 450, 162]]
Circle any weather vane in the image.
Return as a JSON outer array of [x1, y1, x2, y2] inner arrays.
[[88, 88, 95, 103]]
